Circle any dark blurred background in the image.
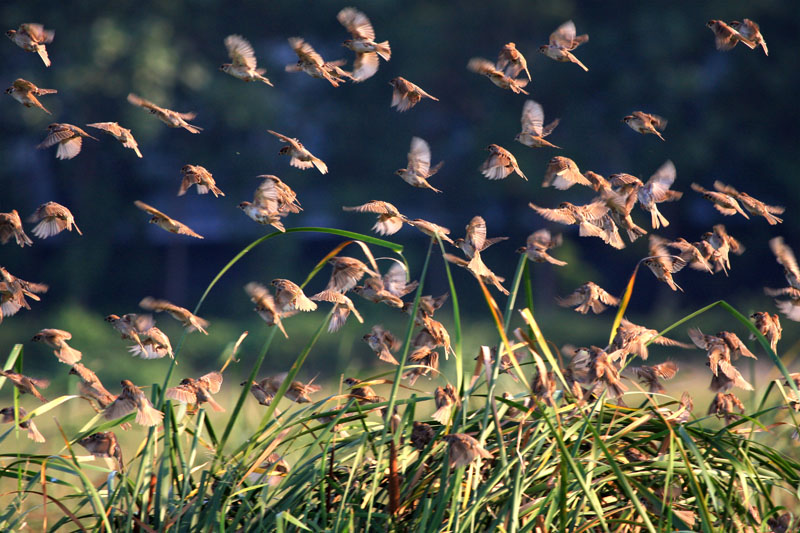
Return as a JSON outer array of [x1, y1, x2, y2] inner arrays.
[[2, 1, 799, 389]]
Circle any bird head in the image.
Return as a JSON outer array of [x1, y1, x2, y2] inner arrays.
[[5, 30, 16, 39], [278, 146, 291, 156], [342, 39, 352, 47], [237, 201, 251, 210], [538, 45, 549, 53], [343, 377, 360, 387], [4, 86, 14, 94], [31, 333, 42, 341], [219, 63, 230, 72], [622, 116, 634, 124]]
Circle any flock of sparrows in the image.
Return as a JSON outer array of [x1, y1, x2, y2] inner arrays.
[[1, 11, 792, 476]]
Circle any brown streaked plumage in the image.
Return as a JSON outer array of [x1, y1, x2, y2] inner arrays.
[[497, 42, 530, 81], [5, 78, 56, 114], [712, 181, 783, 225], [128, 325, 173, 359], [557, 281, 619, 314], [609, 318, 692, 363], [443, 253, 508, 295], [310, 289, 364, 332], [442, 433, 492, 467], [706, 20, 755, 52], [411, 421, 435, 450], [69, 363, 126, 428], [0, 210, 33, 247], [6, 23, 54, 66], [395, 137, 443, 192], [267, 129, 328, 174], [77, 431, 124, 471], [343, 201, 405, 236], [220, 34, 273, 86], [623, 111, 667, 141], [325, 256, 378, 293], [644, 235, 686, 291], [166, 371, 224, 412], [272, 278, 317, 312], [31, 327, 82, 365], [86, 122, 142, 157], [691, 183, 749, 219], [178, 164, 224, 197], [542, 156, 590, 190], [406, 218, 454, 244], [529, 201, 609, 243], [134, 200, 204, 239], [389, 77, 438, 112], [244, 281, 294, 338], [515, 99, 560, 149], [127, 93, 201, 133], [104, 379, 163, 427], [707, 392, 745, 425], [286, 37, 351, 87], [667, 238, 713, 273], [0, 267, 48, 321], [241, 380, 273, 406], [338, 8, 390, 82], [750, 312, 781, 352], [467, 58, 529, 94], [730, 19, 767, 55], [105, 313, 151, 351], [27, 202, 81, 239], [0, 370, 48, 402], [480, 144, 527, 181], [402, 346, 440, 385], [37, 123, 98, 160], [139, 296, 209, 334], [637, 160, 682, 229], [517, 229, 567, 266], [628, 361, 678, 393], [259, 374, 321, 404], [539, 20, 589, 71], [362, 324, 401, 365], [716, 331, 757, 361], [0, 406, 45, 442], [432, 384, 459, 424], [703, 224, 744, 275]]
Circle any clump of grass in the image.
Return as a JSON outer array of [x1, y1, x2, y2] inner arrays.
[[1, 228, 799, 532]]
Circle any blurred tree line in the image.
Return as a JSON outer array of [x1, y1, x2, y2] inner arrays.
[[1, 0, 798, 383]]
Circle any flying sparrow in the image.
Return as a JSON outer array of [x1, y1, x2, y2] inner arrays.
[[528, 201, 609, 242], [0, 210, 33, 247], [166, 371, 224, 412], [310, 289, 364, 332], [706, 20, 756, 52], [104, 379, 163, 427], [134, 200, 204, 239], [272, 279, 317, 312], [6, 23, 54, 66], [259, 374, 321, 404], [220, 34, 273, 86], [405, 218, 454, 244], [691, 183, 749, 219], [557, 281, 619, 314], [517, 229, 567, 266], [342, 201, 405, 236], [127, 93, 202, 133], [389, 77, 438, 112], [628, 361, 678, 393], [37, 123, 98, 160], [27, 202, 81, 239], [267, 129, 328, 174], [730, 19, 767, 55], [338, 8, 390, 82], [432, 384, 459, 424], [643, 235, 686, 291], [712, 181, 783, 224], [0, 406, 45, 442], [515, 100, 560, 149], [496, 42, 530, 81], [31, 328, 82, 365], [5, 78, 56, 114], [178, 164, 224, 197], [244, 282, 294, 338], [480, 144, 527, 180], [362, 324, 401, 365], [395, 137, 443, 192], [286, 37, 351, 87], [85, 122, 142, 157], [139, 296, 209, 334], [467, 57, 529, 94], [77, 431, 124, 471], [539, 20, 589, 71], [0, 370, 48, 402], [542, 156, 591, 189], [750, 312, 781, 352]]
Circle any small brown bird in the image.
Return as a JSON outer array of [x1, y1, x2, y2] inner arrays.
[[480, 144, 527, 181], [730, 19, 767, 55], [666, 238, 714, 273], [343, 201, 405, 236], [770, 237, 800, 289], [403, 346, 440, 385], [716, 331, 757, 361], [104, 379, 163, 427], [37, 123, 98, 160], [432, 384, 459, 425], [0, 370, 48, 403], [411, 421, 435, 450], [644, 235, 686, 291], [0, 406, 45, 442], [539, 20, 589, 71], [444, 253, 509, 295], [166, 371, 224, 412], [32, 328, 82, 365], [338, 8, 390, 82], [85, 122, 142, 157], [712, 181, 783, 225], [0, 210, 33, 247], [609, 318, 692, 363], [5, 78, 56, 114], [77, 432, 124, 471], [343, 377, 383, 407], [267, 129, 328, 174], [750, 312, 781, 352], [129, 325, 173, 359], [517, 229, 567, 266], [244, 282, 294, 338], [706, 20, 757, 52], [529, 201, 609, 242], [542, 156, 591, 190], [704, 224, 744, 274], [260, 374, 321, 404], [442, 433, 493, 468], [628, 361, 678, 394], [515, 100, 560, 149], [220, 34, 272, 86], [134, 200, 204, 239], [241, 380, 274, 406], [0, 267, 48, 321], [405, 218, 454, 244], [496, 42, 530, 81], [707, 392, 745, 425], [178, 164, 224, 197], [395, 137, 443, 192], [272, 279, 317, 312], [238, 176, 298, 233], [467, 58, 529, 94], [389, 77, 438, 112], [557, 281, 619, 314], [325, 256, 378, 293], [688, 328, 735, 377], [286, 37, 351, 87], [362, 324, 401, 365], [352, 264, 415, 309], [691, 183, 749, 219], [585, 346, 628, 399], [453, 215, 508, 266], [69, 363, 122, 420], [310, 289, 364, 332], [623, 111, 667, 141], [27, 202, 81, 239], [105, 313, 151, 351], [127, 93, 202, 133], [6, 23, 54, 66], [637, 160, 682, 229], [139, 296, 209, 334]]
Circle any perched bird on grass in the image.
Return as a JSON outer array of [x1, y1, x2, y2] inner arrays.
[[28, 202, 81, 239], [167, 372, 224, 412], [6, 23, 54, 66], [0, 370, 48, 403], [557, 282, 619, 314], [77, 432, 124, 471], [389, 77, 438, 112], [0, 210, 33, 247], [220, 34, 273, 86], [0, 406, 45, 443], [178, 165, 224, 197], [539, 20, 589, 71], [395, 137, 443, 192], [85, 122, 142, 157], [515, 100, 560, 149], [139, 297, 209, 334], [5, 78, 56, 114], [134, 200, 204, 239], [622, 111, 667, 141], [338, 8, 390, 81], [267, 129, 328, 174], [104, 380, 163, 427], [32, 328, 82, 365], [442, 433, 492, 468], [127, 93, 202, 133], [37, 123, 98, 160], [480, 144, 527, 181]]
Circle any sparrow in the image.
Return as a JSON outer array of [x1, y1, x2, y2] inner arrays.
[[432, 384, 459, 424], [442, 433, 492, 467], [353, 263, 417, 308], [362, 324, 401, 365], [622, 111, 667, 141], [453, 215, 508, 263], [688, 328, 736, 379], [85, 122, 142, 157], [716, 331, 757, 361], [467, 58, 529, 94], [338, 8, 390, 82], [129, 325, 173, 359], [750, 312, 781, 352], [343, 377, 383, 406], [272, 279, 318, 312], [515, 100, 560, 149], [5, 78, 56, 113], [730, 19, 767, 55], [644, 235, 686, 291], [411, 421, 435, 450], [69, 363, 122, 419], [178, 165, 224, 197], [37, 123, 98, 160], [707, 392, 745, 425], [0, 267, 48, 321], [241, 380, 273, 406], [528, 201, 609, 243], [0, 210, 33, 247], [244, 281, 294, 338], [389, 77, 438, 112], [712, 181, 783, 224], [417, 314, 454, 356], [542, 156, 591, 189], [32, 328, 82, 365], [703, 224, 744, 274], [691, 183, 748, 219], [286, 37, 351, 87], [517, 229, 567, 266], [404, 293, 449, 318], [0, 370, 48, 402], [496, 42, 530, 81], [557, 281, 619, 314], [706, 20, 756, 52], [77, 432, 124, 471], [405, 218, 454, 244], [586, 346, 627, 399], [127, 93, 202, 133], [0, 406, 45, 443], [628, 361, 678, 393], [247, 454, 290, 486], [326, 256, 378, 293], [769, 237, 800, 289], [267, 129, 328, 174], [480, 144, 527, 180], [666, 238, 714, 273], [166, 371, 224, 412], [105, 313, 152, 351], [104, 379, 163, 427], [595, 186, 648, 242], [443, 253, 509, 295], [608, 318, 692, 363], [343, 201, 405, 236], [403, 346, 440, 385], [139, 296, 209, 334], [597, 213, 625, 250], [6, 23, 54, 66], [259, 374, 321, 404], [539, 20, 589, 71], [310, 289, 364, 332], [220, 34, 272, 86], [531, 370, 557, 407], [134, 200, 204, 239], [637, 160, 682, 229], [395, 137, 443, 192], [252, 175, 302, 214], [27, 202, 81, 239]]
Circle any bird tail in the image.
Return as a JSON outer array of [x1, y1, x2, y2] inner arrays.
[[375, 41, 391, 61], [135, 404, 164, 427], [626, 223, 647, 242], [764, 211, 783, 225], [27, 421, 46, 443], [378, 348, 399, 365], [57, 344, 82, 365], [431, 405, 451, 425], [650, 207, 669, 229], [36, 45, 51, 67], [311, 157, 328, 174]]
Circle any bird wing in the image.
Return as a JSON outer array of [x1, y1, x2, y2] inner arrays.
[[288, 37, 324, 66], [199, 371, 223, 394], [520, 99, 544, 135], [225, 34, 257, 69], [337, 7, 375, 40], [465, 216, 487, 252], [134, 200, 167, 218], [408, 137, 432, 176], [127, 93, 160, 112], [352, 51, 379, 82], [528, 203, 576, 224], [343, 201, 396, 215], [550, 20, 577, 48], [267, 129, 303, 151]]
